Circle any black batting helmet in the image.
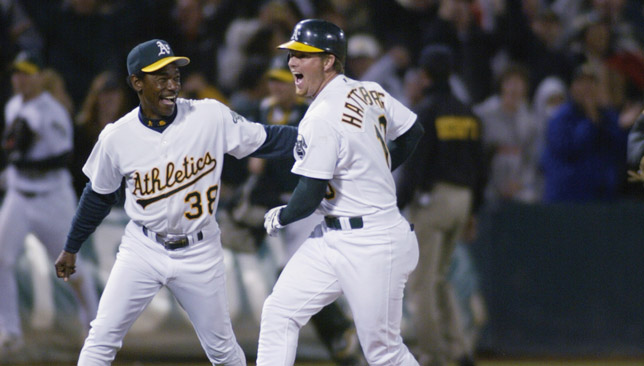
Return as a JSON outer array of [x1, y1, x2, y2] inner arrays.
[[278, 19, 347, 64]]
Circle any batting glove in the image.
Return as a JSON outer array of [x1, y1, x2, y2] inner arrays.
[[264, 205, 286, 237]]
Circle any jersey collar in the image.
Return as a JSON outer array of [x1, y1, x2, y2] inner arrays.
[[138, 106, 177, 132]]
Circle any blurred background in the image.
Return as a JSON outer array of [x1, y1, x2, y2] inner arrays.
[[1, 0, 643, 365]]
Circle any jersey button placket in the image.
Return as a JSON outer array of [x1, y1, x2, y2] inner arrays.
[[161, 139, 168, 158]]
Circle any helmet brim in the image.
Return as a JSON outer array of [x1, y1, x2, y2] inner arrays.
[[278, 40, 325, 53]]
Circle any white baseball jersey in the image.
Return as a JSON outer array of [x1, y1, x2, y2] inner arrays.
[[257, 75, 420, 366], [292, 75, 417, 218], [3, 91, 73, 192], [83, 98, 267, 235]]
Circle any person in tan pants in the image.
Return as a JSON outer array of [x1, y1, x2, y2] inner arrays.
[[397, 44, 487, 366]]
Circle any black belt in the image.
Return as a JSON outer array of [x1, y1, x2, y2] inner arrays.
[[142, 226, 203, 250], [324, 216, 364, 230]]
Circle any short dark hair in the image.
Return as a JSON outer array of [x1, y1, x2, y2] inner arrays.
[[329, 54, 345, 74], [125, 71, 145, 90]]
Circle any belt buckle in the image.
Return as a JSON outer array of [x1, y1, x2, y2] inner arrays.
[[163, 236, 189, 250]]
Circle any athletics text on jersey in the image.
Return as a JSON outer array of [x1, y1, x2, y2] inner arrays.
[[83, 98, 266, 235]]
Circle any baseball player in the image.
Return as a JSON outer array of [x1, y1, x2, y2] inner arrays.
[[244, 56, 365, 366], [0, 50, 98, 353], [53, 39, 298, 365], [258, 19, 425, 366]]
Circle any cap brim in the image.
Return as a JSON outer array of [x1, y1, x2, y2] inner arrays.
[[267, 69, 293, 82], [12, 61, 39, 75], [141, 56, 190, 73], [277, 40, 324, 53]]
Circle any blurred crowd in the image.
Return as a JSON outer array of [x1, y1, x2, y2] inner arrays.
[[2, 0, 644, 364], [2, 0, 644, 204]]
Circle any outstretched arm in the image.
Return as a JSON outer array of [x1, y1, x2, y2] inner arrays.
[[54, 182, 120, 281], [250, 124, 299, 159]]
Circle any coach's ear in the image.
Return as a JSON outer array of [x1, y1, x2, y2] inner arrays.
[[128, 74, 143, 94]]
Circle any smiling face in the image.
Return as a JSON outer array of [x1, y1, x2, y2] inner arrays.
[[287, 51, 337, 99], [131, 63, 181, 119]]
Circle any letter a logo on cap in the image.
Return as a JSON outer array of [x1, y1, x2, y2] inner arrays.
[[156, 41, 172, 56]]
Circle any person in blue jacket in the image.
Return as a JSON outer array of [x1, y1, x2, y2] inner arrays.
[[541, 63, 629, 202]]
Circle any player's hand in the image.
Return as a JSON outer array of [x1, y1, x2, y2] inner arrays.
[[264, 205, 285, 237], [54, 250, 77, 282]]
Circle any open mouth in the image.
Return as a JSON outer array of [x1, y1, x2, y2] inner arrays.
[[293, 72, 303, 86], [161, 95, 176, 106]]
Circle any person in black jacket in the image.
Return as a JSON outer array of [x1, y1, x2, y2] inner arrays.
[[397, 44, 487, 366]]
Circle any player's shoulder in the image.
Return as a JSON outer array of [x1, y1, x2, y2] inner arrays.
[[342, 76, 386, 93], [175, 97, 250, 129], [98, 107, 139, 138], [177, 97, 229, 112]]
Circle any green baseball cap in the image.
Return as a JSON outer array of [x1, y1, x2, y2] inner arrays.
[[127, 39, 190, 75], [11, 50, 43, 75], [266, 55, 293, 83]]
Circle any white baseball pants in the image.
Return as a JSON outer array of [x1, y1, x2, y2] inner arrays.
[[78, 221, 245, 366], [257, 217, 420, 366], [0, 185, 98, 338]]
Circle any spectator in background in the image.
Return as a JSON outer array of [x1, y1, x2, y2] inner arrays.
[[541, 63, 630, 202], [533, 76, 568, 130], [560, 0, 644, 53], [228, 56, 269, 121], [180, 72, 229, 104], [397, 44, 486, 366], [40, 68, 75, 116], [166, 0, 220, 87], [474, 63, 541, 204], [494, 1, 574, 96], [221, 56, 270, 201], [420, 0, 497, 104], [531, 76, 568, 199], [345, 33, 382, 81], [0, 0, 43, 66], [360, 43, 411, 102], [0, 51, 98, 354], [71, 70, 131, 199], [217, 0, 295, 94], [402, 67, 428, 112], [569, 16, 623, 108], [36, 0, 120, 110], [568, 13, 644, 111], [0, 0, 43, 135]]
